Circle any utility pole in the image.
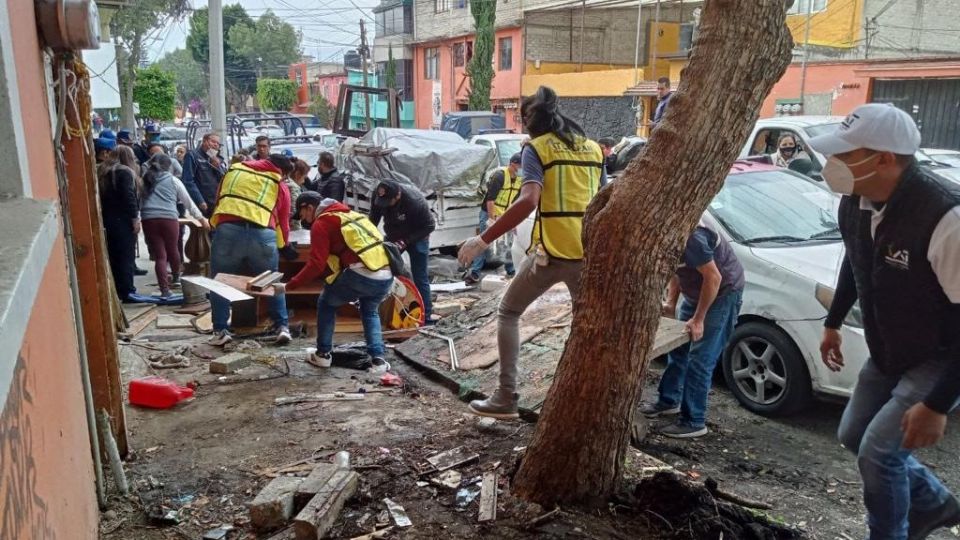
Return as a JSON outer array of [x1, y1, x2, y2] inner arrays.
[[209, 0, 227, 138], [798, 0, 813, 107], [359, 19, 372, 129]]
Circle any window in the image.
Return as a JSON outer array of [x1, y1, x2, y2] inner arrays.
[[498, 37, 512, 71], [466, 41, 473, 63], [295, 71, 303, 87], [376, 5, 412, 36], [453, 43, 465, 67], [424, 48, 439, 80], [435, 0, 450, 13], [787, 0, 827, 14]]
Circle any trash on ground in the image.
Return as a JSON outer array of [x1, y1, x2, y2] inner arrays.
[[293, 469, 359, 539], [128, 376, 194, 409], [455, 487, 481, 508], [379, 373, 403, 387], [478, 472, 498, 522], [425, 446, 479, 472], [431, 470, 462, 490], [382, 498, 413, 528], [201, 524, 235, 540], [147, 345, 191, 369], [275, 393, 365, 406]]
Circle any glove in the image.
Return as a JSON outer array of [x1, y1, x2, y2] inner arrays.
[[457, 235, 489, 267], [280, 244, 299, 261]]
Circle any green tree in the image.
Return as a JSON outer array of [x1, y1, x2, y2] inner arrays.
[[228, 10, 302, 80], [155, 48, 207, 108], [133, 66, 176, 120], [256, 79, 297, 112], [385, 44, 397, 91], [110, 0, 190, 127], [466, 0, 496, 110], [308, 93, 336, 128], [187, 5, 256, 112]]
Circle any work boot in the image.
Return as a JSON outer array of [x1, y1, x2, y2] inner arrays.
[[274, 326, 292, 346], [660, 422, 708, 439], [908, 494, 960, 540], [468, 389, 519, 420], [367, 357, 391, 374], [307, 350, 332, 368], [463, 271, 481, 285]]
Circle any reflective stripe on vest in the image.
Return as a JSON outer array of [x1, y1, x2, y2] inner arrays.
[[493, 167, 522, 217], [323, 210, 391, 284], [211, 163, 281, 230], [527, 133, 603, 260]]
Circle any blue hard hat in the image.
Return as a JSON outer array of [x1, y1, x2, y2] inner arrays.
[[95, 137, 117, 151], [144, 121, 160, 134], [116, 129, 134, 143], [281, 149, 294, 158], [99, 129, 116, 140]]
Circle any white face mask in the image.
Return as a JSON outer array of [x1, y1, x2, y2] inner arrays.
[[822, 153, 879, 195]]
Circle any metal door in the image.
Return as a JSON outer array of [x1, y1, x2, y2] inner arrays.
[[871, 78, 960, 150]]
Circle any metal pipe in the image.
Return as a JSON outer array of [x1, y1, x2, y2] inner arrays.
[[98, 410, 129, 495], [209, 0, 227, 134]]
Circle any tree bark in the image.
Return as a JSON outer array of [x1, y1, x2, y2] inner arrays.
[[512, 0, 793, 506]]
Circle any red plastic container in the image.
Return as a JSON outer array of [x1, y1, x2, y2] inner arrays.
[[128, 376, 194, 409]]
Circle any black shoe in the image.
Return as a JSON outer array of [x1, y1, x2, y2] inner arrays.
[[134, 267, 148, 276], [463, 271, 480, 285], [909, 494, 960, 540]]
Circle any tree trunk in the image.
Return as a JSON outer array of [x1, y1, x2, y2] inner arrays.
[[512, 0, 793, 506]]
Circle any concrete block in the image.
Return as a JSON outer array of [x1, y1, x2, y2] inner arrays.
[[209, 352, 253, 374], [480, 275, 507, 292], [249, 476, 304, 532], [293, 469, 359, 540], [432, 301, 463, 317], [294, 463, 340, 508]]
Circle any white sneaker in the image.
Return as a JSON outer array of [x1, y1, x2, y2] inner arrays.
[[307, 350, 332, 368], [367, 357, 390, 374], [274, 326, 292, 346], [207, 329, 233, 346]]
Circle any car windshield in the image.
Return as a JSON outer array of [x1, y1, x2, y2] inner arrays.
[[709, 169, 840, 245], [804, 123, 841, 138], [495, 139, 523, 166]]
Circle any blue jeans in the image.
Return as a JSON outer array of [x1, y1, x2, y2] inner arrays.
[[838, 358, 957, 540], [316, 269, 393, 358], [210, 222, 288, 331], [407, 238, 432, 319], [656, 289, 743, 428], [469, 209, 515, 277]]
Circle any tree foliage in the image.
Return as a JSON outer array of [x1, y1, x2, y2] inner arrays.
[[133, 66, 177, 120], [186, 5, 256, 111], [228, 10, 302, 80], [110, 0, 190, 126], [467, 0, 496, 110], [308, 93, 336, 128], [256, 79, 298, 112], [155, 48, 207, 108], [385, 44, 397, 91]]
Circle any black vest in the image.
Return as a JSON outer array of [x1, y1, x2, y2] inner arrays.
[[838, 164, 960, 375]]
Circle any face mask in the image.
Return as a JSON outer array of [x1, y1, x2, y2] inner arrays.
[[779, 146, 796, 157], [822, 154, 879, 195]]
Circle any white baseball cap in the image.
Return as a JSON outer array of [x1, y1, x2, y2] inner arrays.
[[807, 103, 921, 156]]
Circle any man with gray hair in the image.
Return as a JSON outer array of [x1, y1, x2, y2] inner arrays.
[[181, 132, 227, 216], [285, 191, 394, 374]]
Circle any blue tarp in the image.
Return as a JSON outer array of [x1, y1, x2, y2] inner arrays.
[[440, 112, 506, 139]]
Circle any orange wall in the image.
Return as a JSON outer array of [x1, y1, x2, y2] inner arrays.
[[0, 0, 98, 537], [413, 27, 523, 130]]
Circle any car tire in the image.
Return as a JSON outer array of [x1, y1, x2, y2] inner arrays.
[[722, 321, 812, 416]]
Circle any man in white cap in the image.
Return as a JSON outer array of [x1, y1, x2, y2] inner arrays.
[[810, 102, 960, 540], [284, 191, 394, 374]]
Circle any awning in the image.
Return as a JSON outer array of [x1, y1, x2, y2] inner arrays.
[[623, 81, 659, 97], [526, 0, 699, 14]]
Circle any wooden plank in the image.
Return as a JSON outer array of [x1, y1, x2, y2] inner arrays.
[[649, 317, 689, 358], [249, 272, 284, 292], [425, 447, 479, 472], [123, 305, 158, 337], [214, 273, 276, 297], [122, 304, 155, 323], [191, 311, 213, 334], [173, 301, 211, 315], [182, 275, 254, 302], [59, 58, 128, 455], [156, 314, 195, 329], [294, 464, 340, 508], [478, 472, 497, 522], [454, 305, 570, 370], [274, 393, 365, 405], [293, 470, 359, 540], [249, 476, 304, 532]]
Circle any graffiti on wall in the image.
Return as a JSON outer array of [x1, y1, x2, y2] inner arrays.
[[1, 354, 55, 539]]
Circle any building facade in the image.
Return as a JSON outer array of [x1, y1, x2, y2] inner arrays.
[[373, 0, 416, 129]]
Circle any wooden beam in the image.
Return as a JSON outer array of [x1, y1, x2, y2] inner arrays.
[[59, 58, 128, 456]]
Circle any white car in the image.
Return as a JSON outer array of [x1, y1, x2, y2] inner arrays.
[[739, 115, 843, 174], [512, 161, 870, 415], [469, 133, 527, 168], [920, 148, 960, 168]]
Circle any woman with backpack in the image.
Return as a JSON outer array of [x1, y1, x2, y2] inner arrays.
[[140, 153, 209, 297]]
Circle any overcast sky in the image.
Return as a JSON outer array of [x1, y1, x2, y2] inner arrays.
[[146, 0, 379, 64]]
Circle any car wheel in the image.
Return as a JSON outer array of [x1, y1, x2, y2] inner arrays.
[[722, 322, 812, 416]]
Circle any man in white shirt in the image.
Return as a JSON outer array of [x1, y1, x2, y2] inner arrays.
[[812, 103, 960, 540]]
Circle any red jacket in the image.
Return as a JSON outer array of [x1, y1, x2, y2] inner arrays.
[[214, 159, 291, 246], [287, 202, 364, 289]]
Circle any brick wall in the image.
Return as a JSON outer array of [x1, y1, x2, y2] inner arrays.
[[559, 96, 638, 139]]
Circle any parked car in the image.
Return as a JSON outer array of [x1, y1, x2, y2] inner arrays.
[[292, 114, 326, 137], [739, 116, 843, 175], [920, 148, 960, 168], [441, 111, 507, 139], [157, 126, 188, 149], [469, 133, 526, 168], [607, 136, 647, 178], [271, 139, 332, 182], [512, 161, 869, 415]]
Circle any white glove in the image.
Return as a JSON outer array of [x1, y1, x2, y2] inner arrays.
[[457, 235, 489, 267]]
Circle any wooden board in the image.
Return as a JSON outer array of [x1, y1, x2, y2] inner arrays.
[[173, 301, 211, 315], [156, 313, 195, 329], [191, 311, 213, 334], [181, 275, 253, 302], [214, 273, 275, 297], [123, 308, 158, 337], [478, 472, 497, 522], [122, 304, 156, 323]]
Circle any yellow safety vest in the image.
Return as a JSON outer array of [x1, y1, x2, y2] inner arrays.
[[211, 162, 286, 246], [323, 210, 391, 284], [492, 167, 522, 217], [527, 133, 603, 260]]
